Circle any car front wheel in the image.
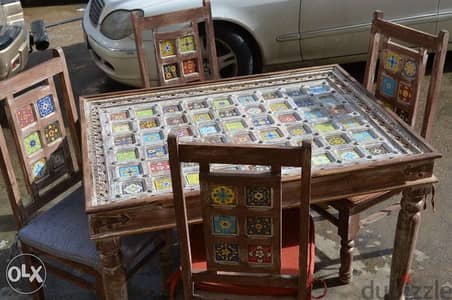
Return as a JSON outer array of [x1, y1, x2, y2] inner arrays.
[[214, 24, 256, 78]]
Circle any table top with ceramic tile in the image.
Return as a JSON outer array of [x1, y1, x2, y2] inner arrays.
[[81, 65, 438, 212]]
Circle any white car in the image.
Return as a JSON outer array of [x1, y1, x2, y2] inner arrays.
[[83, 0, 452, 87], [0, 0, 28, 80]]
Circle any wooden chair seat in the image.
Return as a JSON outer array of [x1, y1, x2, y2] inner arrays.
[[18, 187, 161, 271]]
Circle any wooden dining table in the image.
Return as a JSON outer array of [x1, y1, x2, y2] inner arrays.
[[80, 65, 440, 300]]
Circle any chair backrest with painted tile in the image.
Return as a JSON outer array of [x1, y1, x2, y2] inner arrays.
[[0, 48, 81, 228], [364, 11, 449, 141], [132, 0, 219, 88], [168, 134, 312, 299]]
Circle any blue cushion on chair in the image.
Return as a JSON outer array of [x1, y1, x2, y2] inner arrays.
[[18, 187, 162, 271]]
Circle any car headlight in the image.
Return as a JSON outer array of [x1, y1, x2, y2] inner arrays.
[[100, 9, 143, 40]]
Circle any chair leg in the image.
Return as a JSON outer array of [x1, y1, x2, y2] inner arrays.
[[96, 273, 107, 300], [337, 209, 360, 284], [20, 246, 45, 300]]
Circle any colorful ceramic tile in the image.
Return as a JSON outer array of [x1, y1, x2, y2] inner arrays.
[[214, 243, 239, 263], [150, 160, 170, 173], [278, 113, 299, 123], [244, 104, 266, 115], [305, 109, 327, 121], [112, 122, 132, 133], [380, 74, 397, 98], [232, 132, 255, 144], [146, 145, 167, 159], [247, 216, 272, 236], [24, 132, 42, 156], [16, 105, 36, 128], [203, 135, 226, 144], [252, 116, 273, 127], [248, 245, 272, 264], [142, 131, 164, 143], [116, 149, 138, 162], [384, 51, 402, 73], [135, 107, 156, 118], [165, 115, 187, 126], [123, 181, 144, 195], [318, 95, 339, 106], [44, 121, 62, 144], [154, 175, 172, 191], [213, 215, 238, 235], [402, 59, 417, 79], [163, 64, 179, 80], [213, 98, 233, 108], [326, 134, 348, 146], [37, 95, 55, 118], [182, 59, 198, 75], [352, 130, 375, 143], [237, 95, 257, 104], [139, 118, 159, 129], [338, 149, 361, 161], [210, 185, 236, 206], [31, 158, 48, 180], [110, 111, 129, 121], [162, 104, 182, 113], [185, 172, 199, 186], [259, 128, 283, 141], [314, 122, 336, 133], [395, 107, 410, 123], [187, 100, 208, 110], [218, 107, 240, 118], [224, 120, 246, 132], [159, 39, 176, 57], [308, 84, 330, 95], [269, 101, 290, 112], [179, 35, 196, 52], [294, 97, 315, 107], [341, 118, 362, 129], [192, 112, 213, 123], [287, 125, 306, 136], [49, 148, 65, 169], [199, 124, 220, 136], [170, 126, 193, 137], [366, 144, 391, 156], [312, 153, 333, 166], [328, 105, 348, 116], [398, 81, 413, 103], [118, 165, 142, 178], [246, 186, 272, 207], [286, 88, 304, 98], [262, 91, 280, 100]]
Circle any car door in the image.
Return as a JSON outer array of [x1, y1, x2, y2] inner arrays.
[[299, 0, 439, 62], [215, 0, 302, 66], [438, 0, 452, 45]]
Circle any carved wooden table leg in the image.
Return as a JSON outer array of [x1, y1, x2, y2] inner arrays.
[[385, 185, 430, 300], [96, 238, 128, 300], [338, 211, 360, 283]]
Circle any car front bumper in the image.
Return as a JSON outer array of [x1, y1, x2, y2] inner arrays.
[[83, 11, 158, 88], [0, 25, 28, 80]]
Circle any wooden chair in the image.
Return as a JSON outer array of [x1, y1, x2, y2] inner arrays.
[[312, 11, 449, 283], [131, 0, 220, 88], [168, 134, 315, 299], [0, 48, 165, 299]]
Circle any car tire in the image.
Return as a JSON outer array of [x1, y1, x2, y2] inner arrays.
[[214, 24, 256, 78]]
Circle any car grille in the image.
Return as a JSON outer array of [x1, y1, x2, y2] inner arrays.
[[89, 0, 105, 26]]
